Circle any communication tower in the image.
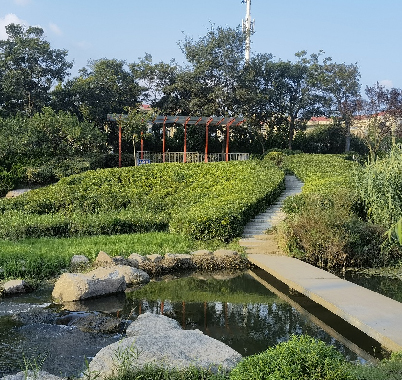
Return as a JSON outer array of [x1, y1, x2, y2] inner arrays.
[[242, 0, 255, 62]]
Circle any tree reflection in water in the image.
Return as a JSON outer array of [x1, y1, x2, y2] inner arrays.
[[125, 271, 363, 360]]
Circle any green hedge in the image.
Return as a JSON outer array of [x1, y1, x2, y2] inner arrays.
[[230, 335, 353, 380], [0, 161, 284, 241]]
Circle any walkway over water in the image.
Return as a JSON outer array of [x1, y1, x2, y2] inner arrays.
[[240, 175, 402, 353]]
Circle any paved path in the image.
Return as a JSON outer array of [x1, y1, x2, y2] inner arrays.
[[240, 175, 402, 352]]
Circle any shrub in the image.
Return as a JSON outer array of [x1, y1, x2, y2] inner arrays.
[[358, 145, 402, 228], [230, 335, 353, 380], [279, 154, 401, 269], [0, 161, 284, 241], [349, 351, 402, 380]]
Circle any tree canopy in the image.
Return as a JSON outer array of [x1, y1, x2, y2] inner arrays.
[[0, 24, 73, 116]]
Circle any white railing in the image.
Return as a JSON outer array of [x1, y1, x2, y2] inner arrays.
[[136, 152, 249, 164]]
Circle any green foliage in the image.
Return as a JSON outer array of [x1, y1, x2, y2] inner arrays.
[[0, 24, 73, 116], [0, 161, 284, 242], [229, 335, 353, 380], [293, 124, 368, 155], [349, 351, 402, 380], [358, 145, 402, 228], [0, 108, 106, 167], [279, 154, 400, 268], [105, 364, 229, 380], [0, 232, 238, 280]]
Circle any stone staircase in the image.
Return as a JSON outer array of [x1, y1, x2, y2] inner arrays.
[[239, 175, 303, 252]]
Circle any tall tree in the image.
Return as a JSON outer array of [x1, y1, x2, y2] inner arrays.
[[0, 24, 73, 116], [270, 53, 325, 150], [314, 60, 361, 152], [361, 83, 402, 159], [179, 26, 245, 117], [52, 58, 142, 127]]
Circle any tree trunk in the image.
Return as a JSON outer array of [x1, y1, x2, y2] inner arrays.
[[288, 118, 295, 150], [344, 121, 351, 153], [133, 136, 137, 166]]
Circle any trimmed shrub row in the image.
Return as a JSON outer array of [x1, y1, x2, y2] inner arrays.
[[0, 161, 284, 241]]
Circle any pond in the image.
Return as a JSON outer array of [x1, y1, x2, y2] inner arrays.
[[0, 269, 386, 378], [343, 269, 402, 303]]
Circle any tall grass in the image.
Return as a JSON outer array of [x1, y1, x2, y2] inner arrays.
[[0, 232, 242, 280]]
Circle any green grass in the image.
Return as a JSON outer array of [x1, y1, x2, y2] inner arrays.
[[0, 232, 243, 281]]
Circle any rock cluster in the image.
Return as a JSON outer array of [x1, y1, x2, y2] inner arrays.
[[50, 250, 248, 303], [129, 249, 249, 275], [52, 253, 150, 303]]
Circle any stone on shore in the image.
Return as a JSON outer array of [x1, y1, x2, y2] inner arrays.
[[87, 313, 242, 379], [1, 280, 29, 295], [1, 371, 65, 380], [52, 267, 126, 302], [113, 265, 150, 286]]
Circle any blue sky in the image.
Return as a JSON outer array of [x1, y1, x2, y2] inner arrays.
[[1, 0, 401, 91]]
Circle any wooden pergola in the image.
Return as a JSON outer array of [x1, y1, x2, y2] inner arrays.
[[153, 115, 246, 163]]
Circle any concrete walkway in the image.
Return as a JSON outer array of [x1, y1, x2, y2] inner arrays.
[[240, 175, 402, 353]]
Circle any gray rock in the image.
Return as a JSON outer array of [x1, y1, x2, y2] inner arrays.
[[163, 254, 194, 270], [87, 313, 242, 379], [1, 370, 65, 380], [70, 254, 89, 266], [5, 188, 31, 199], [95, 251, 114, 265], [1, 280, 28, 295], [52, 267, 126, 302], [128, 253, 148, 264], [146, 254, 163, 264], [213, 249, 238, 257], [113, 265, 150, 286], [191, 249, 213, 256]]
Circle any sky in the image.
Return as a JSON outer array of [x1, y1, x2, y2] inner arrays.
[[1, 0, 402, 91]]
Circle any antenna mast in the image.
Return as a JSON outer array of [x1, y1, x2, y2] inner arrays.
[[242, 0, 254, 62]]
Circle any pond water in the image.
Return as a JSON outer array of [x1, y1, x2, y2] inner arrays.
[[0, 269, 385, 378], [343, 270, 402, 303]]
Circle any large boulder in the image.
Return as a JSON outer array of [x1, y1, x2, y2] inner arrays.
[[52, 267, 126, 302], [87, 313, 242, 379], [1, 371, 65, 380]]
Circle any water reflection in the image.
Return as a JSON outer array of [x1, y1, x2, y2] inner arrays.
[[123, 271, 373, 361], [0, 270, 383, 377]]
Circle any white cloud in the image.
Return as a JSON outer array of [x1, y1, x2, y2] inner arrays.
[[49, 22, 62, 35], [13, 0, 32, 6], [0, 13, 27, 39], [379, 80, 393, 89], [76, 40, 91, 50]]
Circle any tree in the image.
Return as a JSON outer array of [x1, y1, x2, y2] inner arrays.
[[0, 24, 73, 116], [52, 58, 142, 127], [360, 83, 402, 159], [122, 107, 155, 164], [129, 53, 181, 112], [179, 26, 245, 117], [314, 60, 361, 152]]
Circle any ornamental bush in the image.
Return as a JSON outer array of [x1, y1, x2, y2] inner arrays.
[[0, 160, 284, 241], [230, 335, 353, 380]]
